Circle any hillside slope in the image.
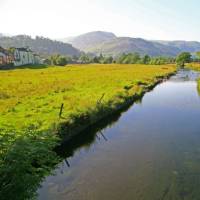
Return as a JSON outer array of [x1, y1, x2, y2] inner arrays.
[[0, 35, 81, 56], [87, 37, 180, 56], [155, 40, 200, 52], [62, 31, 116, 51], [62, 31, 200, 56]]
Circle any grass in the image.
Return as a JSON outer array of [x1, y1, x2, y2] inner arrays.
[[186, 63, 200, 92], [0, 64, 176, 199], [186, 62, 200, 71], [0, 64, 175, 132]]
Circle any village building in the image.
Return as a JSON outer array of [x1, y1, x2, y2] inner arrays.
[[0, 46, 42, 67], [0, 46, 14, 66], [13, 47, 42, 66]]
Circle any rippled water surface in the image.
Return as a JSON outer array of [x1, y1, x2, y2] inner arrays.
[[38, 70, 200, 200]]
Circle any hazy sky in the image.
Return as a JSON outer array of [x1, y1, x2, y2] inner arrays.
[[1, 0, 200, 41]]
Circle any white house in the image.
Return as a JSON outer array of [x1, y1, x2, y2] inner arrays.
[[0, 46, 14, 66], [13, 47, 42, 66]]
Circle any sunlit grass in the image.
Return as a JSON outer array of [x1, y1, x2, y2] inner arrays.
[[0, 64, 176, 131], [186, 62, 200, 71], [0, 64, 176, 199]]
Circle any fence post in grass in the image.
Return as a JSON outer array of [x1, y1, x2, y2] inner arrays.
[[59, 103, 64, 118], [97, 93, 105, 106]]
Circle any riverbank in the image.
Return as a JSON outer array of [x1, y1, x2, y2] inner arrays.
[[0, 64, 176, 199], [38, 69, 200, 200], [0, 64, 176, 132], [58, 71, 175, 141], [186, 63, 200, 91], [186, 62, 200, 71]]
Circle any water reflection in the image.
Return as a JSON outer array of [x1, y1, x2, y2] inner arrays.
[[56, 110, 122, 161], [170, 69, 200, 82], [38, 69, 200, 200]]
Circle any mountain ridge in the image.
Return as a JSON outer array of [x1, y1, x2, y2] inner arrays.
[[60, 31, 200, 56], [0, 35, 81, 57], [61, 31, 116, 51]]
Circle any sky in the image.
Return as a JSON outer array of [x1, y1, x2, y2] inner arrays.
[[0, 0, 200, 41]]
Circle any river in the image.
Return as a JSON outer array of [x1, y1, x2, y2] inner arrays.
[[38, 69, 200, 200]]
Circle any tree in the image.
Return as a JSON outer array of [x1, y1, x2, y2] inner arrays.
[[116, 53, 127, 64], [122, 53, 141, 64], [141, 55, 151, 64], [102, 56, 113, 64], [50, 54, 68, 66], [131, 52, 141, 63], [98, 53, 104, 63], [93, 56, 100, 63], [50, 55, 59, 65], [116, 53, 141, 64], [43, 58, 51, 65], [56, 56, 68, 66], [149, 56, 167, 65], [196, 52, 200, 62], [79, 54, 90, 63], [176, 52, 192, 67]]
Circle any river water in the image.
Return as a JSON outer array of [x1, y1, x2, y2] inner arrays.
[[38, 69, 200, 200]]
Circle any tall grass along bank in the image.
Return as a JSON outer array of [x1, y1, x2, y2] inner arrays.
[[186, 63, 200, 92], [0, 64, 176, 199]]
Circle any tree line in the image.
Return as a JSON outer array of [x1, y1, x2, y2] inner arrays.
[[44, 51, 199, 66]]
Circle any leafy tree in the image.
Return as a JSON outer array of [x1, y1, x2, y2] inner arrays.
[[123, 53, 140, 64], [196, 52, 200, 61], [50, 54, 68, 66], [93, 56, 100, 63], [102, 56, 113, 64], [116, 53, 141, 64], [56, 56, 68, 66], [43, 58, 51, 65], [130, 52, 141, 63], [50, 54, 59, 65], [65, 56, 72, 63], [141, 55, 151, 64], [98, 53, 104, 63], [176, 52, 192, 67], [72, 55, 79, 61], [149, 57, 166, 65], [79, 54, 90, 63], [116, 53, 127, 64]]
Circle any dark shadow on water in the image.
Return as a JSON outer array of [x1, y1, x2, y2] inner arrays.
[[55, 69, 200, 163], [55, 98, 143, 160]]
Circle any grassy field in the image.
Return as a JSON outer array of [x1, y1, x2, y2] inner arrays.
[[0, 64, 175, 132], [186, 62, 200, 71], [0, 64, 176, 199]]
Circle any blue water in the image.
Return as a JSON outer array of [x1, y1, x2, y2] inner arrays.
[[38, 70, 200, 200]]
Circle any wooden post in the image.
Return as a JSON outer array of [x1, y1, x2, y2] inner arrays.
[[97, 93, 105, 105], [59, 103, 64, 118]]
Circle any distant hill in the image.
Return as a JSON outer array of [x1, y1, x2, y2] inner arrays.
[[61, 31, 200, 57], [2, 32, 200, 57], [87, 37, 180, 56], [154, 40, 200, 53], [61, 31, 116, 51], [0, 35, 81, 57]]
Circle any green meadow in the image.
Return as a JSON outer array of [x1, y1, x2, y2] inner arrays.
[[0, 64, 176, 199], [186, 62, 200, 71], [0, 64, 175, 132]]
